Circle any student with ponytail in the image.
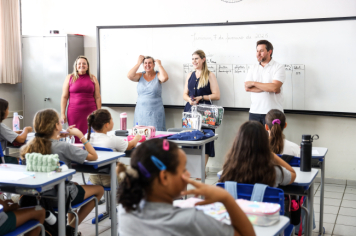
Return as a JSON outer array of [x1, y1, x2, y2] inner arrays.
[[265, 109, 300, 157], [20, 109, 104, 235], [86, 109, 141, 187], [0, 98, 32, 161], [117, 139, 255, 236]]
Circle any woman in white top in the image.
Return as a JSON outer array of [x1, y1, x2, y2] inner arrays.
[[265, 109, 300, 157]]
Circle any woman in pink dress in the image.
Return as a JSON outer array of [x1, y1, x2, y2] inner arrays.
[[61, 56, 101, 143]]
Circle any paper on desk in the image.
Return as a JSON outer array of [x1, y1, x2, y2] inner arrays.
[[0, 171, 35, 181], [312, 150, 319, 155]]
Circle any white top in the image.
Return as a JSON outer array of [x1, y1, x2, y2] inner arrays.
[[283, 139, 300, 157], [245, 59, 286, 114], [86, 132, 128, 152]]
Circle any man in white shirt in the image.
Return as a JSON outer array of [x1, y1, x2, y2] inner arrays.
[[245, 40, 286, 125]]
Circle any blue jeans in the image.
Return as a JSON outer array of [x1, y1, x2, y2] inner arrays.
[[249, 113, 266, 126]]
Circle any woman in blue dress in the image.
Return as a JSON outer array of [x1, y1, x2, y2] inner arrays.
[[183, 50, 221, 174], [127, 55, 168, 131]]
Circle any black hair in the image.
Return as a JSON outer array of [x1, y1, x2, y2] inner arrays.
[[117, 139, 180, 212], [0, 98, 9, 123], [87, 109, 112, 140], [257, 40, 274, 57]]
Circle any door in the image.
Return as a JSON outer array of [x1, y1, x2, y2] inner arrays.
[[42, 36, 67, 114], [22, 36, 45, 126]]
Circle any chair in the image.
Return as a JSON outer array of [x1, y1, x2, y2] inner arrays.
[[0, 143, 5, 164], [0, 205, 45, 236], [216, 182, 285, 215], [217, 182, 294, 234], [82, 146, 114, 224]]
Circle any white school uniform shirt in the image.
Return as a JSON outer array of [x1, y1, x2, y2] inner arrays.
[[282, 139, 300, 157], [245, 59, 286, 114], [86, 132, 128, 152]]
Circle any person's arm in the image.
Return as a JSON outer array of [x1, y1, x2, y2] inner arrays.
[[127, 55, 144, 82], [245, 80, 282, 93], [92, 75, 102, 109], [245, 86, 264, 93], [61, 75, 71, 123], [0, 199, 19, 212], [273, 153, 296, 184], [67, 127, 98, 161], [156, 59, 169, 83], [194, 72, 220, 104], [126, 134, 141, 150], [182, 176, 255, 236], [183, 72, 195, 105], [14, 127, 33, 143]]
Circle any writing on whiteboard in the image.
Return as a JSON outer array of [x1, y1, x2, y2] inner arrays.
[[191, 33, 268, 42]]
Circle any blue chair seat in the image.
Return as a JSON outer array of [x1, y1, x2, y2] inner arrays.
[[4, 220, 44, 236]]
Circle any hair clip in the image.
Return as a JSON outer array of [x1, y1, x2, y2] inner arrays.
[[151, 155, 166, 171], [138, 162, 151, 178], [162, 139, 169, 151], [272, 119, 281, 125]]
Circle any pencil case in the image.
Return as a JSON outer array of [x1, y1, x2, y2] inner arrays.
[[196, 104, 224, 129], [25, 153, 61, 172], [236, 199, 280, 226], [132, 126, 156, 139], [125, 135, 146, 142]]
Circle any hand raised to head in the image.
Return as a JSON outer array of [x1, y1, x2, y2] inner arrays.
[[137, 55, 145, 65], [155, 59, 161, 66]]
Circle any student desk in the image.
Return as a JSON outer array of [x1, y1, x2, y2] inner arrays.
[[312, 147, 328, 236], [0, 164, 76, 236], [155, 131, 219, 183], [72, 151, 125, 236], [280, 167, 319, 236], [112, 130, 219, 183]]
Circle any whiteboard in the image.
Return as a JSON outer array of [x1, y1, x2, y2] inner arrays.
[[98, 18, 356, 114]]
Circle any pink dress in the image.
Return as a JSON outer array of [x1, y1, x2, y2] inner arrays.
[[67, 74, 97, 143]]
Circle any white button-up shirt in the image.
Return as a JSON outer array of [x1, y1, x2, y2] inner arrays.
[[245, 59, 286, 114]]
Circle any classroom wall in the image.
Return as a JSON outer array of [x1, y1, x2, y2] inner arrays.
[[20, 0, 356, 181]]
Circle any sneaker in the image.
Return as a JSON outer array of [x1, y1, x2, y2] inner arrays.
[[66, 225, 82, 236]]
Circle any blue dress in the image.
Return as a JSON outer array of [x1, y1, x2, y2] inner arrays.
[[134, 71, 166, 131], [184, 71, 215, 157]]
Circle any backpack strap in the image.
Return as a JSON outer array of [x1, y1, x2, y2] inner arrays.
[[224, 181, 238, 199], [251, 183, 268, 202]]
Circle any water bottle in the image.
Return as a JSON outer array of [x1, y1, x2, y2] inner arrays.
[[300, 135, 312, 172], [13, 112, 20, 131], [120, 112, 127, 130], [45, 211, 57, 225]]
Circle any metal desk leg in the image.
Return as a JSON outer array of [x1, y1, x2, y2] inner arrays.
[[58, 180, 65, 236], [319, 159, 325, 235], [308, 182, 315, 236], [201, 145, 205, 184], [110, 162, 117, 236]]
